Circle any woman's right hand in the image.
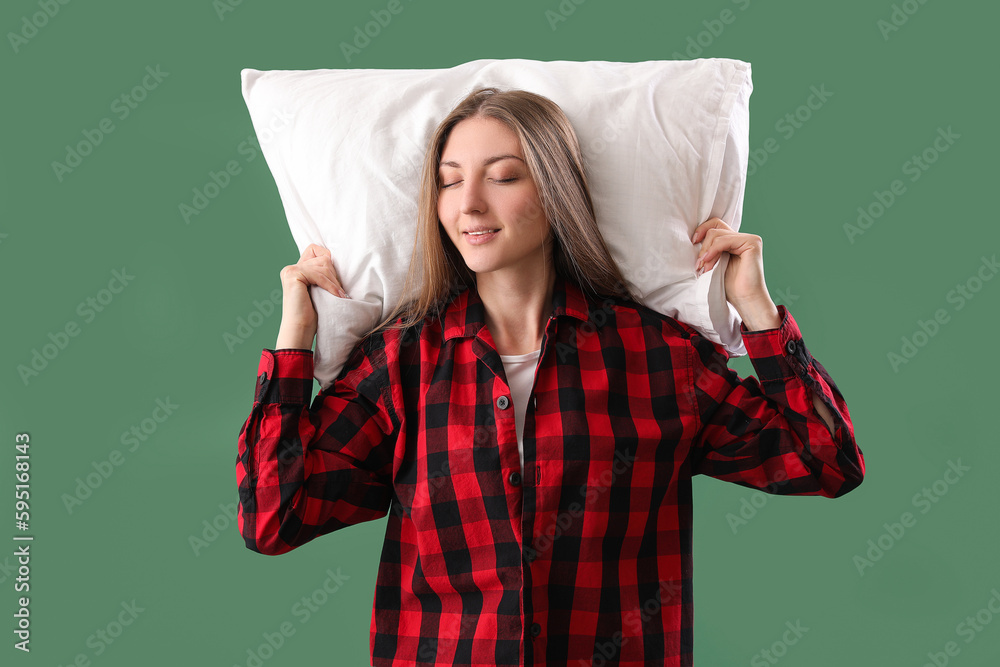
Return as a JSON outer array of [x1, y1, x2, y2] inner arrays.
[[275, 244, 349, 350]]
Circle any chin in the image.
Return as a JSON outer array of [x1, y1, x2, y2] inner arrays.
[[459, 257, 502, 276], [456, 253, 494, 275], [463, 263, 495, 276]]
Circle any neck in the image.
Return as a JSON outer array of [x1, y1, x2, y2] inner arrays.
[[476, 264, 556, 356]]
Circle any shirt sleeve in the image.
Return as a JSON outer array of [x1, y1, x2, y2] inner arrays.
[[688, 305, 865, 498], [235, 338, 400, 555]]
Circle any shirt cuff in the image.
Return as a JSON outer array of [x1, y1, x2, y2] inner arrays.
[[254, 349, 314, 405], [739, 305, 813, 385]]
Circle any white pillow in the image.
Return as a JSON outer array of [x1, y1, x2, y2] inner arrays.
[[241, 58, 752, 391]]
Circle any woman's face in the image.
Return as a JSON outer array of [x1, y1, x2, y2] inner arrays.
[[437, 116, 551, 279]]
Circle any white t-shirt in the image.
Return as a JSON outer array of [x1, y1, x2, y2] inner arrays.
[[498, 348, 541, 474]]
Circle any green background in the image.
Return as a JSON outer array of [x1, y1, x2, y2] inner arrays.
[[2, 0, 997, 665]]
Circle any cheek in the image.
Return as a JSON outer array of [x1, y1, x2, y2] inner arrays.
[[437, 212, 459, 245], [437, 199, 451, 227], [438, 218, 452, 243], [515, 194, 545, 229], [516, 188, 544, 220]]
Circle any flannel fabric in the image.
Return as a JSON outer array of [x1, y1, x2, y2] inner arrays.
[[236, 275, 864, 666]]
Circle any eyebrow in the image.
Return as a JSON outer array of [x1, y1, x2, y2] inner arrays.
[[439, 154, 524, 170]]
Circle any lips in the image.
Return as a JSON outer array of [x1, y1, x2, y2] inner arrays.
[[463, 228, 499, 245]]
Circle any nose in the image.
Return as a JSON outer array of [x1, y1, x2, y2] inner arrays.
[[459, 177, 486, 215]]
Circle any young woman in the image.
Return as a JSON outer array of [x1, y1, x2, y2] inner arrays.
[[236, 87, 865, 667]]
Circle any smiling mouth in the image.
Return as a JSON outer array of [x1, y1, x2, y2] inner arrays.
[[464, 229, 500, 236]]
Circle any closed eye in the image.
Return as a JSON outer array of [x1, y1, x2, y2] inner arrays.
[[440, 178, 518, 189]]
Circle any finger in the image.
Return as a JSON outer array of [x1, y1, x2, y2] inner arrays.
[[697, 225, 733, 249], [300, 243, 330, 261], [297, 246, 345, 296], [698, 233, 760, 272], [691, 217, 733, 243], [695, 226, 736, 265], [303, 256, 344, 287], [301, 266, 348, 298], [307, 267, 350, 299], [286, 262, 347, 299], [311, 275, 349, 299]]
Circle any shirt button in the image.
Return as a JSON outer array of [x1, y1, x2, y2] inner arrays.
[[785, 340, 797, 355], [508, 471, 521, 486], [524, 545, 536, 563], [260, 371, 268, 384], [496, 395, 510, 410], [530, 622, 541, 638]]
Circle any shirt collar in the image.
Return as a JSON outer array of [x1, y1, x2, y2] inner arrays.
[[441, 274, 591, 341]]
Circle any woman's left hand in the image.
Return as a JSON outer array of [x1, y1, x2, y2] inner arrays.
[[692, 218, 781, 331]]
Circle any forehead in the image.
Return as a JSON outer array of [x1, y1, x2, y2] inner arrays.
[[439, 116, 523, 166]]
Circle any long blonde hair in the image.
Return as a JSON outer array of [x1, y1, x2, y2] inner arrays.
[[366, 86, 635, 337]]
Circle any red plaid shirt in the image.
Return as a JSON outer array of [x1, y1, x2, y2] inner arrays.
[[236, 275, 864, 667]]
